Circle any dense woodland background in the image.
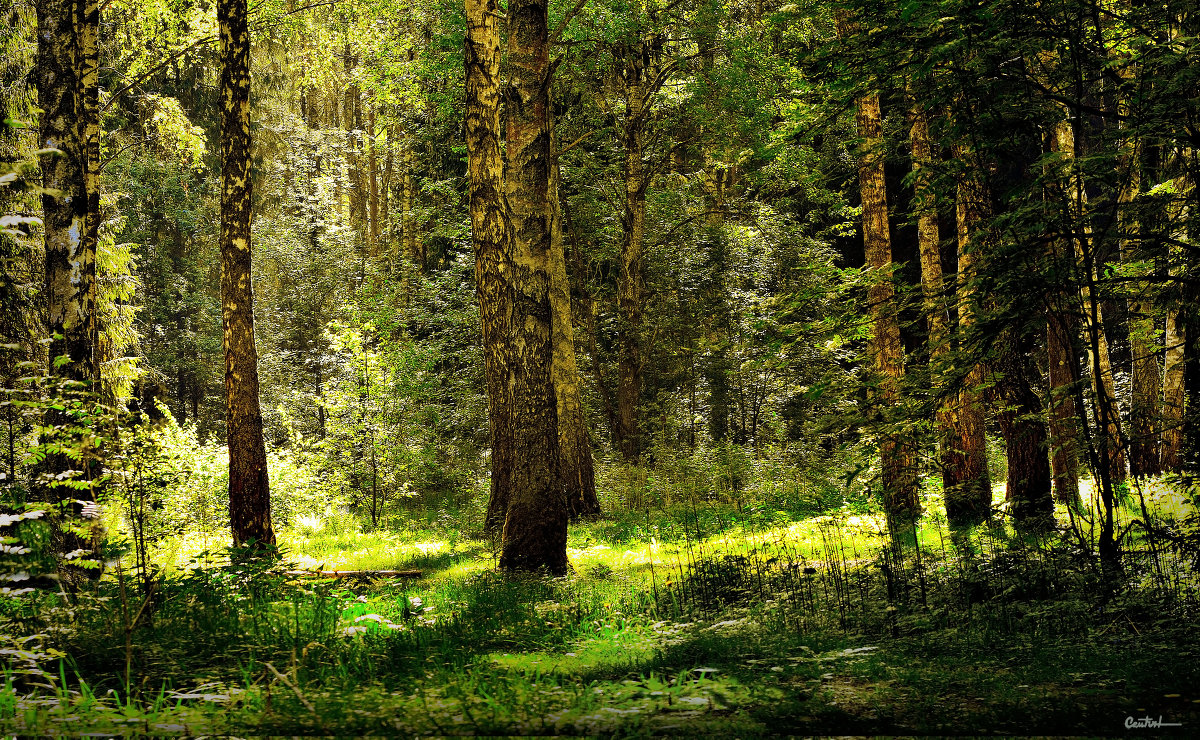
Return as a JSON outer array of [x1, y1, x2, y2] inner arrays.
[[1, 0, 1199, 734]]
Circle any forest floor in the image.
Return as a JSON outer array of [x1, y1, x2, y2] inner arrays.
[[3, 478, 1199, 736]]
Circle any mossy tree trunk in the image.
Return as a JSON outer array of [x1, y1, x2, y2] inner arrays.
[[37, 0, 94, 385]]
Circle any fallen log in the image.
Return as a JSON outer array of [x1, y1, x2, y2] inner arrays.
[[283, 569, 422, 579]]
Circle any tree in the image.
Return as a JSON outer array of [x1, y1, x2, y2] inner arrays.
[[465, 0, 514, 533], [835, 10, 919, 523], [496, 0, 569, 574], [37, 0, 94, 385], [909, 100, 962, 506], [219, 0, 275, 549], [549, 115, 600, 519]]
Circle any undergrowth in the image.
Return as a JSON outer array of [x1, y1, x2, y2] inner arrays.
[[2, 454, 1199, 735]]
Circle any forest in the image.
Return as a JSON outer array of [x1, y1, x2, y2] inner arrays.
[[1, 0, 1199, 734]]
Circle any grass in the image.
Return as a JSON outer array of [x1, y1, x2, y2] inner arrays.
[[2, 466, 1199, 735]]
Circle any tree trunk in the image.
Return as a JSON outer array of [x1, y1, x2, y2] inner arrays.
[[499, 0, 568, 574], [852, 88, 919, 521], [549, 115, 599, 519], [1162, 306, 1187, 471], [382, 130, 393, 251], [464, 0, 514, 534], [344, 45, 362, 242], [993, 330, 1054, 527], [38, 0, 94, 384], [1047, 310, 1081, 502], [36, 0, 98, 561], [1128, 300, 1162, 476], [401, 143, 420, 267], [367, 103, 381, 258], [909, 101, 959, 498], [219, 0, 275, 550], [945, 148, 993, 525], [1122, 150, 1162, 476], [616, 46, 647, 463]]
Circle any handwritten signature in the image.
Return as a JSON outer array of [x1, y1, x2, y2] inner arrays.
[[1125, 715, 1183, 729]]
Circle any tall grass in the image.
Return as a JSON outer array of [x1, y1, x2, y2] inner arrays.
[[3, 446, 1198, 734]]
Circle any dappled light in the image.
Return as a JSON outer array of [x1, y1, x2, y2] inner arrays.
[[3, 0, 1200, 734]]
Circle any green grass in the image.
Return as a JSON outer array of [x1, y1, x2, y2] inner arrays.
[[3, 471, 1199, 735]]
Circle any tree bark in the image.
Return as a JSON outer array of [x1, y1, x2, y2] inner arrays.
[[993, 331, 1054, 527], [850, 83, 919, 521], [1047, 310, 1081, 502], [35, 0, 98, 561], [909, 101, 959, 499], [465, 0, 514, 533], [1162, 306, 1187, 471], [549, 115, 599, 519], [219, 0, 275, 549], [498, 0, 569, 574], [945, 147, 993, 525], [616, 45, 647, 462], [38, 0, 94, 384]]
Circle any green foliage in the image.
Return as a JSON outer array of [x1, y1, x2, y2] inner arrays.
[[1, 468, 1197, 734]]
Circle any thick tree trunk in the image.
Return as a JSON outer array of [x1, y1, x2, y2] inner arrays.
[[38, 0, 94, 384], [854, 90, 919, 520], [219, 0, 275, 549], [36, 0, 98, 561], [945, 151, 993, 525], [993, 331, 1054, 527], [465, 0, 514, 534], [616, 49, 647, 463], [549, 116, 599, 519], [498, 0, 568, 574]]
